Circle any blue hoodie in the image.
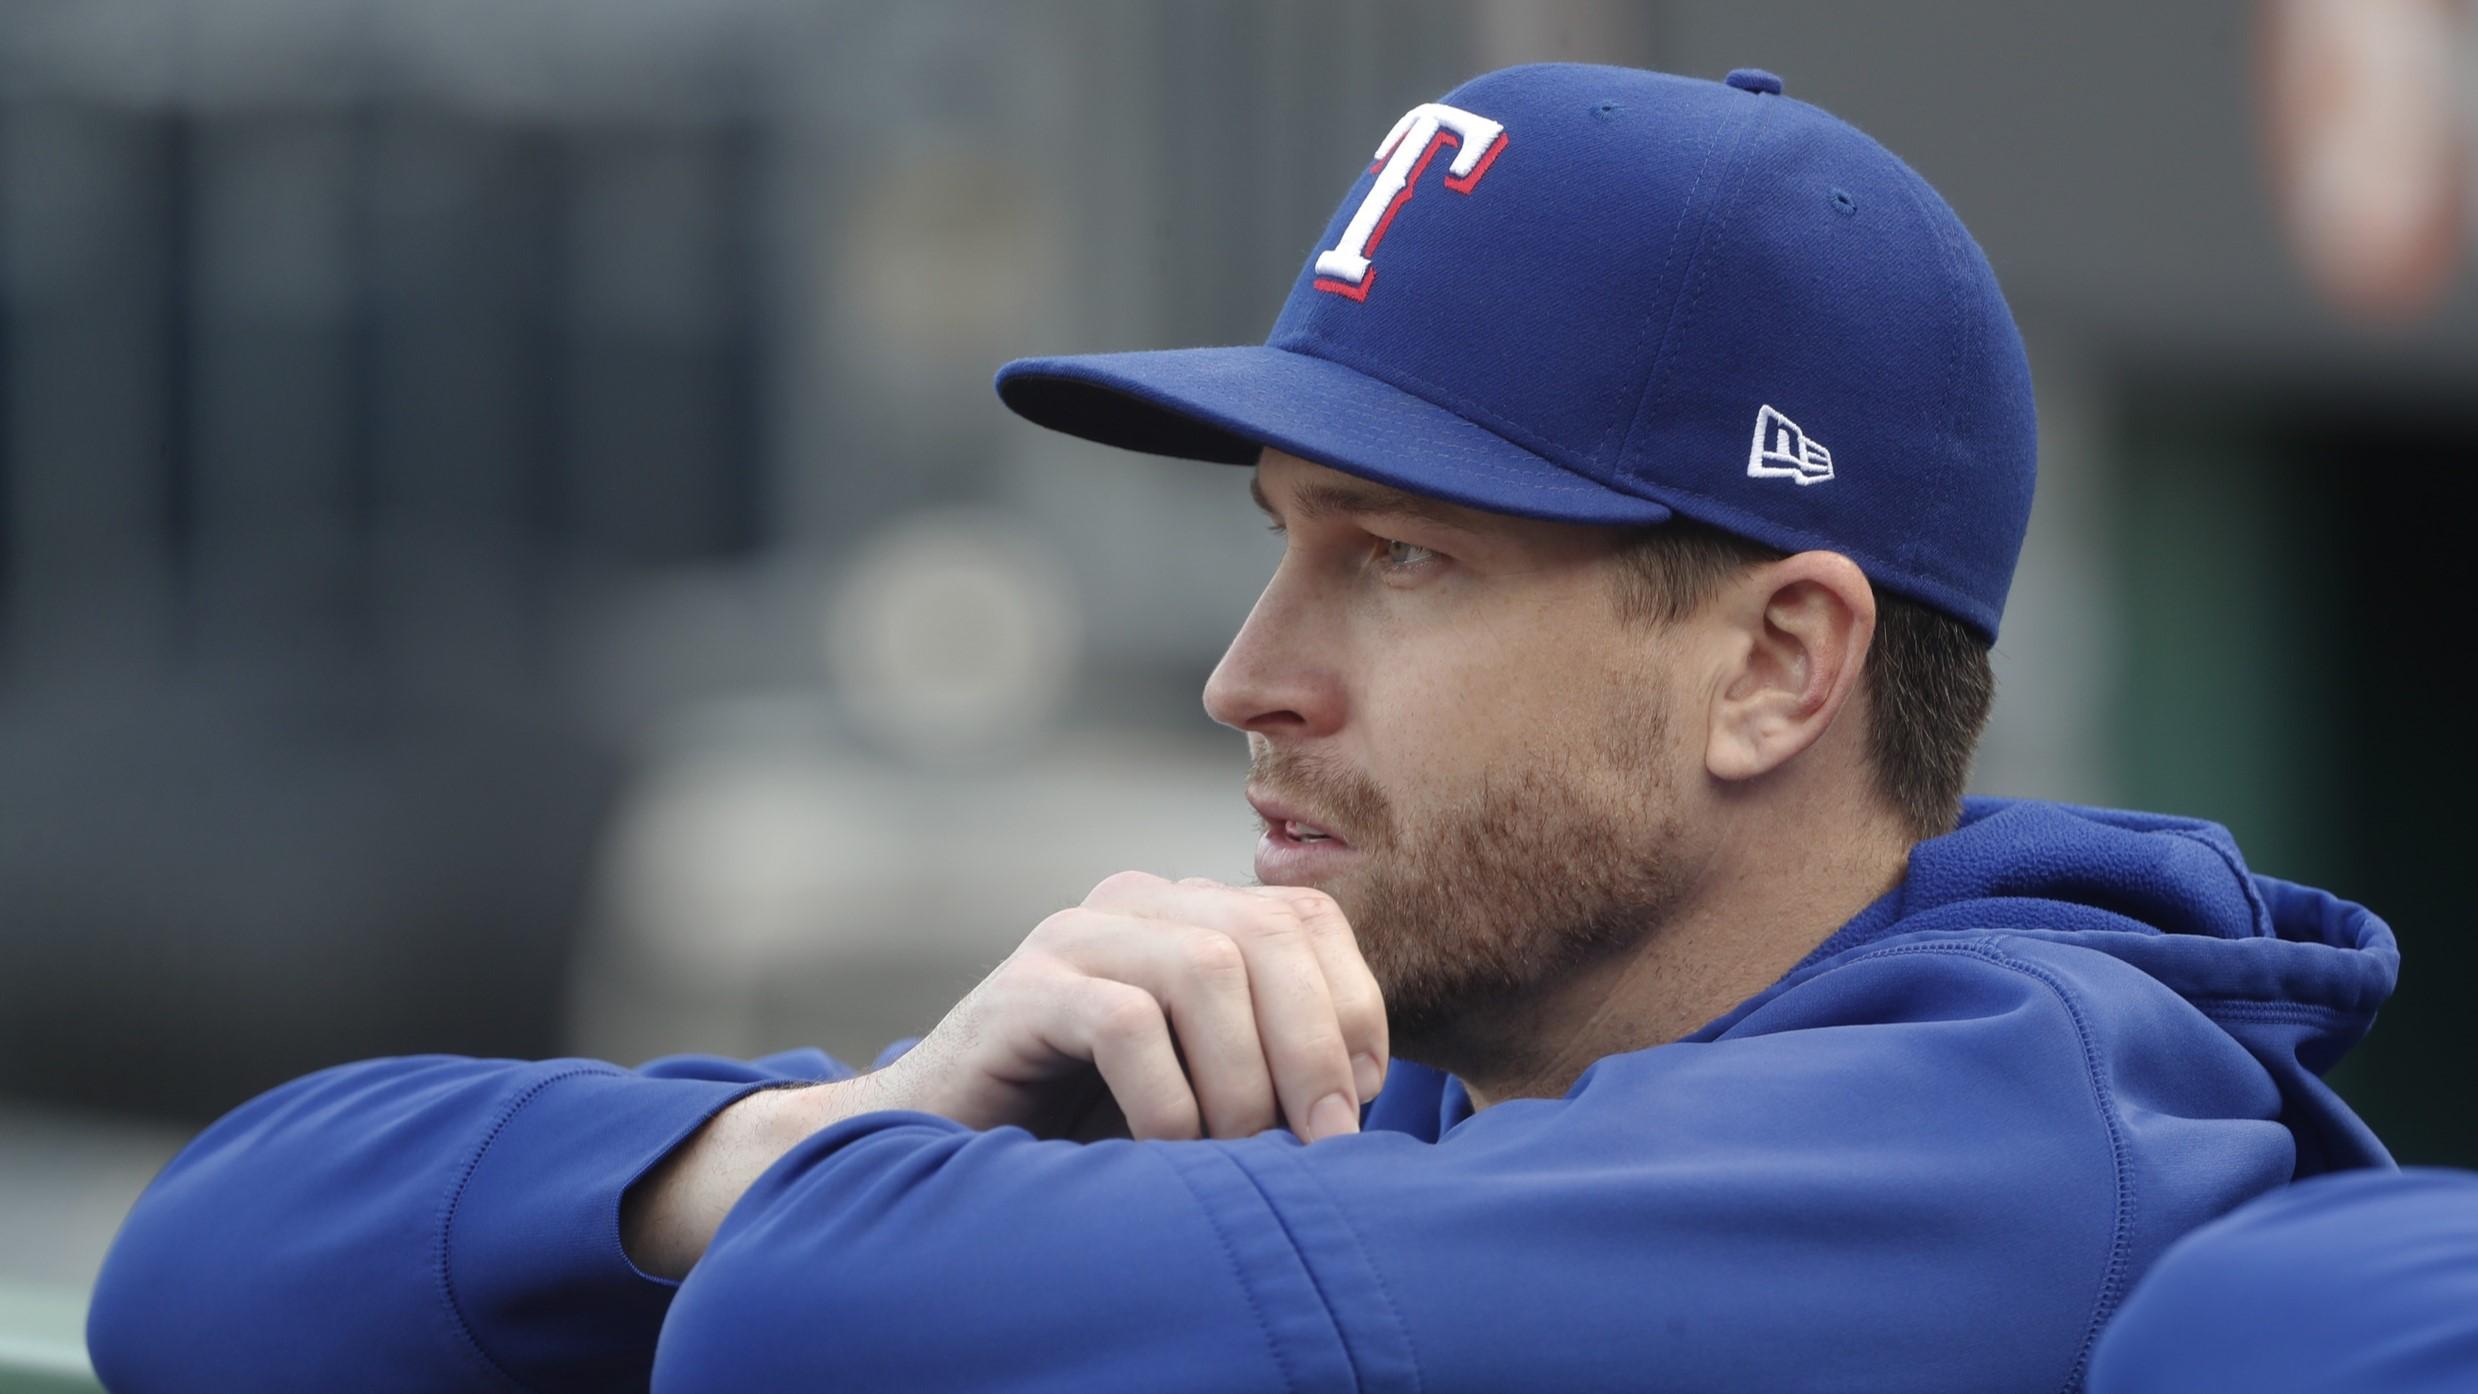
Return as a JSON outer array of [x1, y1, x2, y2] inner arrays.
[[2087, 1167, 2478, 1394], [86, 797, 2397, 1394]]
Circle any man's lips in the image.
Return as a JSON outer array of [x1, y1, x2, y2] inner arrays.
[[1247, 789, 1352, 848]]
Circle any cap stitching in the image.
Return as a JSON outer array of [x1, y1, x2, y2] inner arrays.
[[1608, 92, 1767, 470], [1586, 96, 1745, 471], [1885, 164, 1976, 589]]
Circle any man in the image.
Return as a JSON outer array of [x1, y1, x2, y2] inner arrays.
[[89, 64, 2396, 1393]]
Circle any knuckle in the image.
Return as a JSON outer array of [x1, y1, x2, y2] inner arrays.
[[1084, 869, 1163, 905], [1328, 979, 1386, 1027], [1281, 885, 1343, 916], [1239, 898, 1306, 942], [1284, 1029, 1352, 1074], [1026, 908, 1086, 949], [1179, 933, 1250, 986], [978, 963, 1057, 1028], [1281, 887, 1348, 933], [990, 943, 1060, 986], [1090, 987, 1162, 1044]]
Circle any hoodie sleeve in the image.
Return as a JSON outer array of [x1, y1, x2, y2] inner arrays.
[[653, 944, 2196, 1394], [85, 1047, 876, 1394], [2086, 1167, 2474, 1394]]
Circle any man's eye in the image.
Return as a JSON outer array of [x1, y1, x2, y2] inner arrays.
[[1375, 537, 1440, 571]]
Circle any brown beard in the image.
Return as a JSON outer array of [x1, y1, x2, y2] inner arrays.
[[1247, 686, 1686, 1074]]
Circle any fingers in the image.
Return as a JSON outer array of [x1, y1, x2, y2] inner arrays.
[[1248, 886, 1390, 1103], [1223, 898, 1358, 1141], [1181, 879, 1392, 1105], [1062, 981, 1201, 1142], [1032, 913, 1281, 1138], [1074, 872, 1379, 1141]]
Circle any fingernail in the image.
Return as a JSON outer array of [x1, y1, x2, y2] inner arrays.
[[1309, 1091, 1359, 1142], [1352, 1053, 1384, 1102]]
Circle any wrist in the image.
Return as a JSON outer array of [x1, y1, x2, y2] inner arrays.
[[624, 1080, 850, 1281], [753, 1075, 867, 1147], [745, 1072, 916, 1163]]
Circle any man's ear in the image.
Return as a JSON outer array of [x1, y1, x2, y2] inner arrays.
[[1704, 552, 1876, 784]]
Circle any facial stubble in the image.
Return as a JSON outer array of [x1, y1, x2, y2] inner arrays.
[[1250, 680, 1689, 1070]]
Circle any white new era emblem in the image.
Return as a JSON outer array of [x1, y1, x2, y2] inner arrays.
[[1747, 405, 1834, 485]]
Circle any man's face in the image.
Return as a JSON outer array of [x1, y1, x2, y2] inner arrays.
[[1204, 448, 1700, 1062]]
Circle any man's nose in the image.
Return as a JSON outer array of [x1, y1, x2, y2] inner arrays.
[[1202, 580, 1342, 740]]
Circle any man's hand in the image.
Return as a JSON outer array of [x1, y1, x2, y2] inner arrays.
[[624, 873, 1389, 1279], [873, 872, 1390, 1144]]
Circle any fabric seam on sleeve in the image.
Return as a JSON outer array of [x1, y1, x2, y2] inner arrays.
[[1223, 1157, 1367, 1392], [1280, 1151, 1429, 1394], [2181, 998, 2362, 1025], [1297, 1159, 1426, 1394], [1155, 1147, 1305, 1394], [435, 1065, 618, 1394]]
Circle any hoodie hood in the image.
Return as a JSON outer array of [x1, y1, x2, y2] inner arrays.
[[1753, 795, 2399, 1172]]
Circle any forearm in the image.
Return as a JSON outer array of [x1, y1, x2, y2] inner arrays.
[[650, 1112, 1284, 1394], [89, 1055, 812, 1394], [623, 1072, 888, 1280]]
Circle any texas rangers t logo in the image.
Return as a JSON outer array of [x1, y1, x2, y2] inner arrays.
[[1313, 102, 1508, 302]]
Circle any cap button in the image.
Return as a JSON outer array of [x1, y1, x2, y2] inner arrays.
[[1725, 68, 1784, 96]]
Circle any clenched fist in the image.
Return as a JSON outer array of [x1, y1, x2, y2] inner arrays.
[[871, 871, 1391, 1144]]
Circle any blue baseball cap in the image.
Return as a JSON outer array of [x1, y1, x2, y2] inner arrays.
[[995, 63, 2036, 640]]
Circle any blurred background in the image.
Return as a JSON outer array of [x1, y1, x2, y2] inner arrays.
[[1, 0, 2474, 1382]]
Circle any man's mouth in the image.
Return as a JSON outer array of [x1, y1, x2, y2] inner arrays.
[[1249, 790, 1353, 849]]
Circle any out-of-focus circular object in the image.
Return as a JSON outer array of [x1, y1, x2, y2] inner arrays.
[[824, 509, 1081, 763], [2259, 0, 2467, 324]]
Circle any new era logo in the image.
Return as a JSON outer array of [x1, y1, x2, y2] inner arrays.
[[1747, 405, 1833, 485]]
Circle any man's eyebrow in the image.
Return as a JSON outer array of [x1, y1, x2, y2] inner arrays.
[[1248, 475, 1489, 537]]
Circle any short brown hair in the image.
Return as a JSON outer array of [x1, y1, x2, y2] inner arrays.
[[1607, 519, 1994, 841]]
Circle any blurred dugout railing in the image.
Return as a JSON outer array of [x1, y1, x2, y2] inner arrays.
[[0, 1279, 95, 1393], [0, 4, 775, 1122]]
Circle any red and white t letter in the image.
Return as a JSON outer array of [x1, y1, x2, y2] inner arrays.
[[1313, 102, 1507, 302]]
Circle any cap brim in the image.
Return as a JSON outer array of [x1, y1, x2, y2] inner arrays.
[[994, 345, 1674, 527]]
